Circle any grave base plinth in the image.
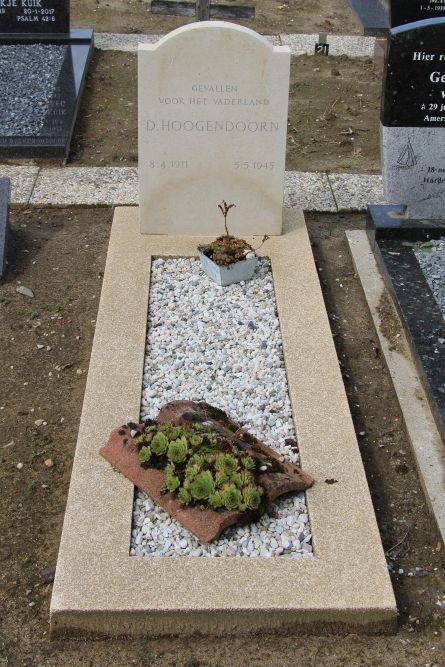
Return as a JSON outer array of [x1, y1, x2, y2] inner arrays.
[[0, 29, 93, 161], [50, 206, 395, 638], [366, 203, 445, 445]]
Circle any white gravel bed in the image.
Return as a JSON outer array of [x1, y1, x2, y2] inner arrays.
[[415, 238, 445, 318], [131, 257, 312, 558]]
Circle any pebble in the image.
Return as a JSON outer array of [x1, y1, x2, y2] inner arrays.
[[132, 258, 312, 559], [415, 238, 445, 318], [16, 462, 23, 470], [16, 286, 34, 298]]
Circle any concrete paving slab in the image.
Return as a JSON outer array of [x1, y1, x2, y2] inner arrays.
[[50, 207, 396, 637], [30, 167, 138, 206], [0, 166, 39, 205], [346, 230, 445, 547], [329, 173, 385, 211], [94, 32, 163, 51], [280, 33, 375, 57], [95, 32, 281, 51], [284, 171, 336, 211]]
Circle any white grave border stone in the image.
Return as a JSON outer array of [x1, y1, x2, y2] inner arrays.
[[138, 22, 290, 236]]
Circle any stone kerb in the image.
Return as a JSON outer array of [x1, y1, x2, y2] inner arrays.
[[138, 22, 290, 236]]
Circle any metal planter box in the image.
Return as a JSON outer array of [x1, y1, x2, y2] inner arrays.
[[197, 248, 259, 286]]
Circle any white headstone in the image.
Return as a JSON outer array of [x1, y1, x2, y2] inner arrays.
[[138, 22, 290, 236]]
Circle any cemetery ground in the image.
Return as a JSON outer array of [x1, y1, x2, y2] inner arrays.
[[66, 51, 381, 174], [1, 209, 445, 665], [71, 0, 362, 37]]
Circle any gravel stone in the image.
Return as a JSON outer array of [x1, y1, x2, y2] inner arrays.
[[131, 258, 312, 558], [415, 238, 445, 318], [0, 45, 67, 137]]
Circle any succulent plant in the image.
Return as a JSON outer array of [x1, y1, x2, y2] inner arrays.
[[220, 484, 242, 511], [189, 434, 204, 448], [208, 492, 223, 509], [159, 423, 182, 440], [136, 417, 267, 517], [138, 446, 152, 464], [135, 432, 153, 448], [215, 453, 238, 476], [151, 431, 169, 456], [243, 485, 263, 510], [190, 470, 215, 500], [178, 488, 191, 506], [167, 436, 188, 463], [215, 471, 228, 488], [230, 471, 243, 488], [241, 456, 255, 470]]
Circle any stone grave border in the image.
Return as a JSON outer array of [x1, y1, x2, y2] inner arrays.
[[50, 207, 396, 637], [346, 230, 445, 546]]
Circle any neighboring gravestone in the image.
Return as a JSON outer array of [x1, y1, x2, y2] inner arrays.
[[0, 1, 93, 159], [0, 1, 69, 35], [138, 22, 290, 235], [390, 0, 445, 27], [0, 178, 10, 278], [381, 18, 445, 218]]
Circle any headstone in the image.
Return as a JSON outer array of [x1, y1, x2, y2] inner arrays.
[[0, 0, 69, 35], [381, 18, 445, 218], [0, 178, 10, 278], [346, 0, 390, 36], [390, 0, 445, 27], [0, 1, 93, 159], [138, 22, 290, 235]]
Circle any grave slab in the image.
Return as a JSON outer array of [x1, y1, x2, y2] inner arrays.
[[30, 167, 139, 206], [328, 174, 385, 211], [280, 33, 376, 57], [346, 0, 389, 36], [347, 230, 445, 546], [50, 206, 396, 637], [0, 31, 93, 160], [0, 177, 10, 277], [0, 166, 39, 204], [284, 171, 336, 211], [138, 22, 290, 235], [366, 206, 445, 444]]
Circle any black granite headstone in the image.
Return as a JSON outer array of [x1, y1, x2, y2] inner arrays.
[[346, 0, 389, 36], [0, 0, 93, 159], [0, 177, 10, 278], [382, 18, 445, 127], [0, 0, 69, 35], [380, 18, 445, 218], [390, 0, 445, 27]]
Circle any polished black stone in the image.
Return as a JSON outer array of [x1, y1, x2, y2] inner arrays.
[[0, 0, 69, 35], [0, 177, 10, 278], [382, 19, 445, 127], [346, 0, 389, 36], [0, 30, 93, 159], [374, 234, 445, 441], [367, 204, 445, 242], [151, 0, 255, 20], [390, 0, 445, 27]]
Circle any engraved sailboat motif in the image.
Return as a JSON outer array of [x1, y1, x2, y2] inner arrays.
[[396, 137, 418, 169]]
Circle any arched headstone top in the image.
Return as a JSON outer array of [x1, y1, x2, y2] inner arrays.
[[138, 22, 290, 235]]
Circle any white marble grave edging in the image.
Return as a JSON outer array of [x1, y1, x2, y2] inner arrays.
[[1, 165, 386, 211], [50, 207, 396, 636], [95, 32, 376, 57]]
